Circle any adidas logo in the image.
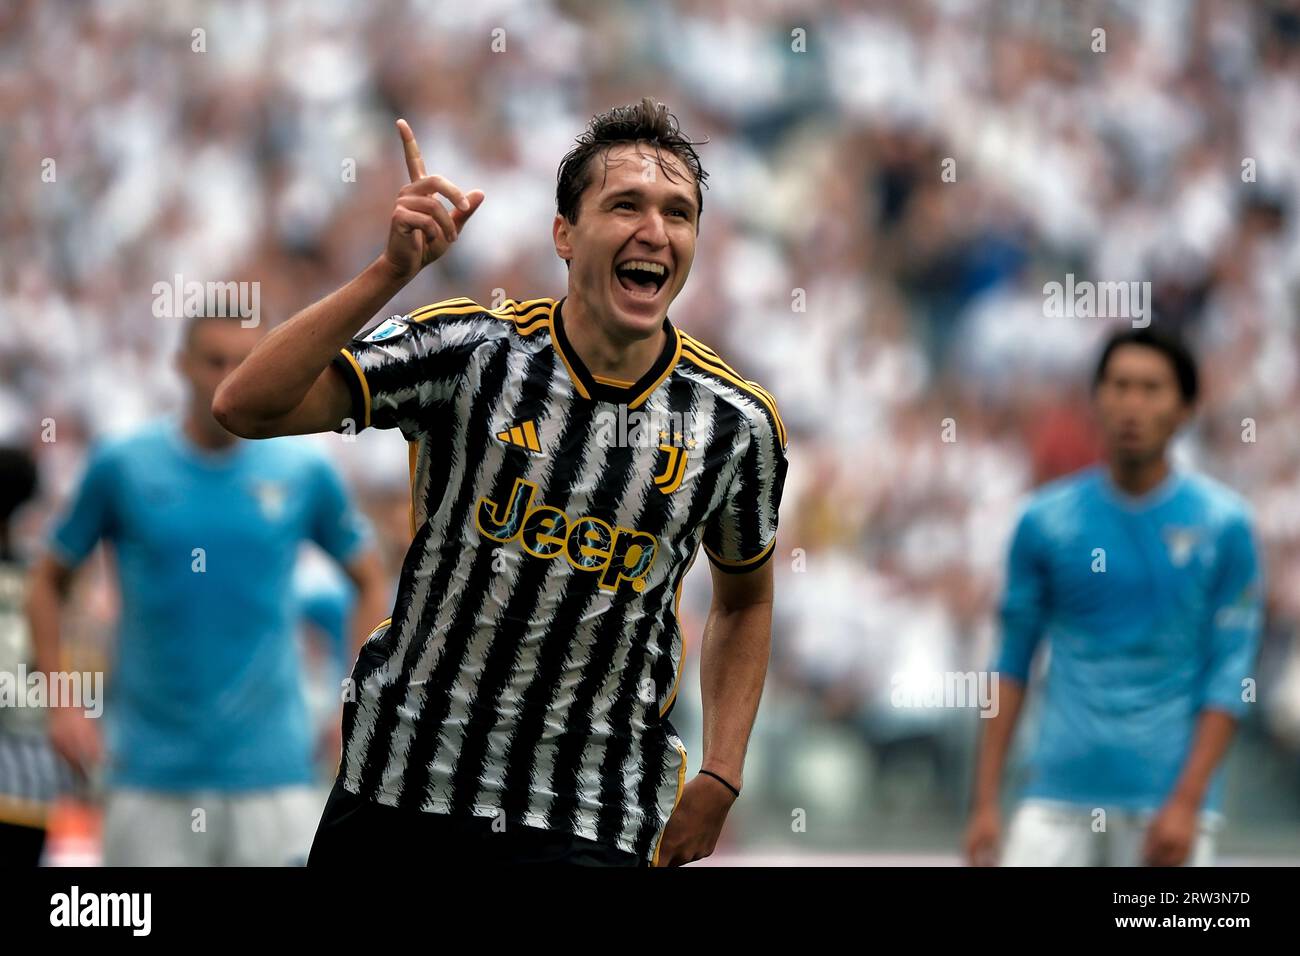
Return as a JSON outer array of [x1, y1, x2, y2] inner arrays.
[[496, 419, 543, 453]]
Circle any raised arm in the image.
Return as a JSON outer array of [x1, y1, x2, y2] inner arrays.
[[213, 120, 485, 438]]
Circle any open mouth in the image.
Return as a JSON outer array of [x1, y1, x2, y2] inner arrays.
[[614, 259, 670, 300]]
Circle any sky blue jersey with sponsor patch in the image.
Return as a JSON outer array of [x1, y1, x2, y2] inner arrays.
[[49, 416, 370, 791], [993, 465, 1263, 812]]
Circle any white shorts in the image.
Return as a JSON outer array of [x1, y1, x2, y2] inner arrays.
[[1002, 799, 1220, 867], [102, 785, 327, 866]]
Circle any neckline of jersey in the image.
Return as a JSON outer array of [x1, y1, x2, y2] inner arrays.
[[548, 296, 681, 409], [166, 415, 250, 470], [1097, 464, 1184, 511]]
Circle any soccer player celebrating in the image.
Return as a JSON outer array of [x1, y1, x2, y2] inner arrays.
[[965, 329, 1263, 867], [26, 314, 389, 866], [214, 98, 789, 867]]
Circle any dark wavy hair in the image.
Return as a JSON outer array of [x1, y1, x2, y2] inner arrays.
[[555, 97, 708, 226], [1093, 327, 1199, 405]]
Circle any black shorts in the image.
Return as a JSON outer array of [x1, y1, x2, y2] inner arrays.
[[307, 780, 645, 867], [0, 820, 46, 867]]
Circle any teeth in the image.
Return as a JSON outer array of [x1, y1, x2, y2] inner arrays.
[[617, 260, 667, 275]]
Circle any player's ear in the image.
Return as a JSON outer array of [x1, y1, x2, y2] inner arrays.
[[553, 213, 573, 265]]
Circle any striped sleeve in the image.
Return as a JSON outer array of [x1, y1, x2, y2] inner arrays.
[[330, 301, 483, 438], [703, 400, 788, 574]]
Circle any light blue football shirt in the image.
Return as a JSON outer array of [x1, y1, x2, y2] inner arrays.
[[50, 416, 370, 791], [995, 465, 1263, 812]]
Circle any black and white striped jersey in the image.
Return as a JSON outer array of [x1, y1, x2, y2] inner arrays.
[[0, 562, 73, 827], [329, 294, 788, 863]]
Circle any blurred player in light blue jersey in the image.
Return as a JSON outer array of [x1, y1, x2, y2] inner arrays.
[[965, 328, 1263, 867], [25, 314, 389, 866]]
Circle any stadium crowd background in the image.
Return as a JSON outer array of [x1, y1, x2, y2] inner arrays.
[[3, 0, 1299, 861]]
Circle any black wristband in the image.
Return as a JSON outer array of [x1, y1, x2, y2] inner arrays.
[[699, 769, 740, 799]]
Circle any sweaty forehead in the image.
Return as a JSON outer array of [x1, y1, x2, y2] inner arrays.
[[591, 143, 695, 200]]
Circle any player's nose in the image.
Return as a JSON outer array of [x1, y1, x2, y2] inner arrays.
[[634, 210, 670, 247]]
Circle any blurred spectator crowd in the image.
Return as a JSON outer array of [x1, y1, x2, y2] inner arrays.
[[3, 0, 1299, 853]]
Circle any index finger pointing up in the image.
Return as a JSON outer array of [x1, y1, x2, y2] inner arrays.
[[396, 118, 426, 182]]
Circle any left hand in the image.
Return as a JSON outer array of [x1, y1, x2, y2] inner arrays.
[[654, 774, 737, 867], [1142, 798, 1199, 866]]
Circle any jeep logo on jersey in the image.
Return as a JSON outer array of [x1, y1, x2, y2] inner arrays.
[[474, 478, 657, 593]]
